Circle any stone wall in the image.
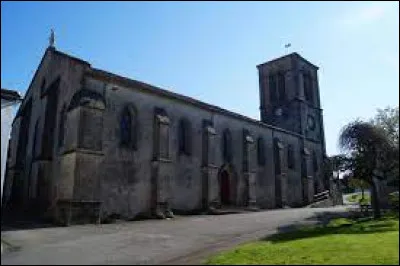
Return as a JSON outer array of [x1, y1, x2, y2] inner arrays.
[[54, 72, 325, 219]]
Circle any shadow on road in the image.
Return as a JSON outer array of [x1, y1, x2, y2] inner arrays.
[[1, 210, 58, 232]]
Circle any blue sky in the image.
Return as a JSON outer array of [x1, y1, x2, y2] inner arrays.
[[1, 1, 399, 156]]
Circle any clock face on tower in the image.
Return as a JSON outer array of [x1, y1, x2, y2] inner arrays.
[[307, 115, 316, 131]]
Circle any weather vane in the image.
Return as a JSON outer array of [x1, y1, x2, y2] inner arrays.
[[284, 43, 291, 55], [49, 29, 55, 48]]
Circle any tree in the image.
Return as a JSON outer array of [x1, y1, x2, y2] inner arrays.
[[339, 120, 395, 218], [370, 106, 399, 146], [370, 106, 399, 189]]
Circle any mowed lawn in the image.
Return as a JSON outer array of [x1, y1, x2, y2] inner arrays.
[[205, 215, 399, 265]]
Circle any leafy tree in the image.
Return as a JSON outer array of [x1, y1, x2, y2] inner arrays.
[[339, 120, 395, 218], [370, 106, 399, 146], [370, 106, 399, 189]]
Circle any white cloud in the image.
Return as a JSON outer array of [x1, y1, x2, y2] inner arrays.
[[337, 2, 393, 29]]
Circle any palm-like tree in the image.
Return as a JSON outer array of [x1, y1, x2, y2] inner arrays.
[[339, 120, 395, 218]]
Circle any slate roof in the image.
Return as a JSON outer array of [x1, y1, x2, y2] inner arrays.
[[1, 88, 21, 102]]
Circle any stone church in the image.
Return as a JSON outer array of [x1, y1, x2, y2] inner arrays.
[[3, 45, 330, 224]]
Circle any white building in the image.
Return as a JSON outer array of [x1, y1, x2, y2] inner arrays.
[[1, 88, 21, 205]]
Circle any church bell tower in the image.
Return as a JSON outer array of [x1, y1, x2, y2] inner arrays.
[[257, 52, 325, 146]]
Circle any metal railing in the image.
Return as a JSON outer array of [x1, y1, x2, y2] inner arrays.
[[313, 190, 330, 202]]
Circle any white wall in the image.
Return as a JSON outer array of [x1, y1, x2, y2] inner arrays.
[[1, 99, 18, 205]]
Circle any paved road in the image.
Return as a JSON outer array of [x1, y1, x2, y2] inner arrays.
[[1, 206, 349, 265]]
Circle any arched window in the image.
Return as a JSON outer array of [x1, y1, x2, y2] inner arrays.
[[58, 105, 66, 148], [120, 105, 137, 149], [257, 137, 266, 166], [222, 129, 232, 162], [178, 118, 192, 156], [287, 144, 295, 169]]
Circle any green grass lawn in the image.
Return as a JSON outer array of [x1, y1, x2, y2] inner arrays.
[[346, 193, 371, 204], [205, 214, 399, 265]]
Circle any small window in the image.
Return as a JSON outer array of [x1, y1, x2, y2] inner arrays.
[[287, 144, 295, 169], [257, 137, 266, 166], [178, 118, 192, 156]]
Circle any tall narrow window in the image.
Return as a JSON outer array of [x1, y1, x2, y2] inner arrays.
[[120, 109, 132, 146], [257, 137, 266, 166], [120, 104, 138, 149], [178, 118, 192, 156], [222, 129, 232, 163], [287, 144, 295, 169], [58, 105, 66, 148], [277, 72, 286, 102], [269, 75, 277, 102], [120, 105, 138, 149], [304, 73, 314, 104]]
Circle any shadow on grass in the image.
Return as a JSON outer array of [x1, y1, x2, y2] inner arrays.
[[261, 211, 399, 244]]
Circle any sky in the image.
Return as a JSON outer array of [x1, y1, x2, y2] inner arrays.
[[1, 1, 399, 156]]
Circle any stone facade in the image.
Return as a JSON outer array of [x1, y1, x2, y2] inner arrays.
[[4, 47, 329, 223]]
